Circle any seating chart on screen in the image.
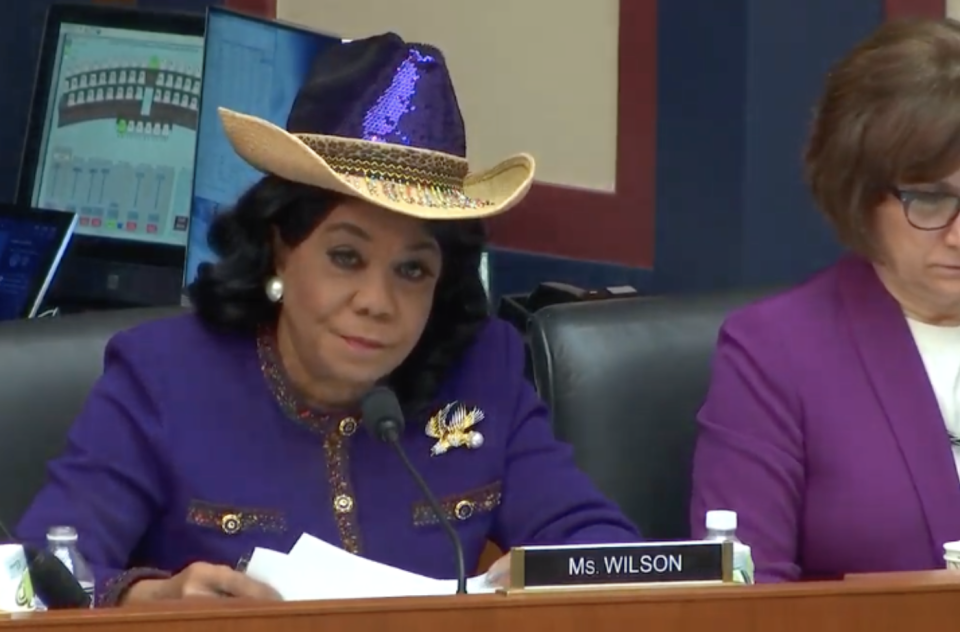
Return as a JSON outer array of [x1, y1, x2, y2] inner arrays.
[[33, 27, 203, 246]]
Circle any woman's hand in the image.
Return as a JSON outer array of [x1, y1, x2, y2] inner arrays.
[[485, 554, 511, 588], [122, 562, 282, 603]]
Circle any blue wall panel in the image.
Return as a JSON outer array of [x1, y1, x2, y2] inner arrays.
[[654, 0, 881, 293]]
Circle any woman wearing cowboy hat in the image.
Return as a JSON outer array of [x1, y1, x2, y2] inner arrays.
[[16, 33, 639, 605]]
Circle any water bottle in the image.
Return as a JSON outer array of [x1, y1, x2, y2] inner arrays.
[[46, 526, 95, 607], [704, 510, 754, 584], [704, 509, 740, 542]]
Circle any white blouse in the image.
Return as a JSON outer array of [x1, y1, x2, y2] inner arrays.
[[908, 317, 960, 479]]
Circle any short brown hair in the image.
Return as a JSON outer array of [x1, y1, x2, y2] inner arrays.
[[805, 18, 960, 256]]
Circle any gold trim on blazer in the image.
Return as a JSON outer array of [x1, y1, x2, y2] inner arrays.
[[186, 500, 287, 535], [412, 481, 502, 526]]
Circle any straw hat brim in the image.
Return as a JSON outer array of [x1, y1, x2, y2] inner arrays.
[[218, 107, 535, 220]]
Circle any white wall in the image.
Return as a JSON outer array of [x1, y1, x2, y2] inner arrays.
[[276, 0, 620, 191]]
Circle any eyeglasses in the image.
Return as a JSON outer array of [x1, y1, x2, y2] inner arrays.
[[891, 188, 960, 231]]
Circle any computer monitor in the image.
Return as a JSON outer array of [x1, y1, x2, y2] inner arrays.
[[0, 204, 77, 321], [184, 8, 341, 287], [15, 4, 205, 310]]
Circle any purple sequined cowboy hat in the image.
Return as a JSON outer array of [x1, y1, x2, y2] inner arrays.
[[218, 33, 535, 220]]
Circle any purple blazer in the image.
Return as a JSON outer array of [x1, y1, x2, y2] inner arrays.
[[691, 256, 960, 582], [16, 314, 638, 603]]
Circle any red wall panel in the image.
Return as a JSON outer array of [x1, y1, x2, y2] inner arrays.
[[222, 0, 275, 15], [885, 0, 944, 17], [222, 0, 657, 268], [487, 1, 656, 268]]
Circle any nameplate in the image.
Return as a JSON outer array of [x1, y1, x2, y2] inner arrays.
[[507, 541, 732, 590]]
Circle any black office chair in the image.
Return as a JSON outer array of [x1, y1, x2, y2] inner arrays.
[[0, 307, 186, 528], [528, 288, 774, 540]]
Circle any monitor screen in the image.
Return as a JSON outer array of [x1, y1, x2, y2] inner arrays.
[[184, 9, 342, 286], [0, 208, 77, 321], [26, 16, 204, 248]]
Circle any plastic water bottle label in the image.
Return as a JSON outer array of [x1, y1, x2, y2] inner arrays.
[[732, 543, 754, 584]]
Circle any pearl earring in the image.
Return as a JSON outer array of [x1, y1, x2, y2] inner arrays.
[[265, 276, 284, 303]]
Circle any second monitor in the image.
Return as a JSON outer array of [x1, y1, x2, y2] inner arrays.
[[16, 4, 206, 310], [185, 7, 342, 287]]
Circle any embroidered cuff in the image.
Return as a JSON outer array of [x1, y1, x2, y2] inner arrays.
[[99, 567, 172, 607]]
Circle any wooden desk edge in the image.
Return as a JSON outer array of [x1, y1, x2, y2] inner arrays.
[[844, 570, 959, 583], [1, 570, 958, 625]]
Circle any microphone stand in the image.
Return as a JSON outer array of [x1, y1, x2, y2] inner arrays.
[[380, 421, 468, 595]]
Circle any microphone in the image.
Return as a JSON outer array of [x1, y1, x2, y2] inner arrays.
[[22, 546, 92, 609], [0, 519, 91, 609], [360, 386, 468, 595]]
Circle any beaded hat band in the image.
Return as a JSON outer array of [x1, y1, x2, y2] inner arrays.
[[219, 108, 534, 220]]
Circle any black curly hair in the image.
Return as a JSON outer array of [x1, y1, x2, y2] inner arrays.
[[188, 175, 490, 415]]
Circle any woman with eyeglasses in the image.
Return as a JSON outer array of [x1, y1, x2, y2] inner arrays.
[[690, 18, 960, 582]]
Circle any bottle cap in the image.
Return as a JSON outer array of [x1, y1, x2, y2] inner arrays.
[[706, 510, 737, 531], [46, 526, 78, 542]]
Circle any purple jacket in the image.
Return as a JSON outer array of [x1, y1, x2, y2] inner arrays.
[[691, 255, 960, 581], [17, 314, 638, 603]]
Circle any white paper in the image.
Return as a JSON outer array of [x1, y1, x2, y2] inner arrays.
[[244, 533, 496, 601], [243, 548, 320, 602]]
